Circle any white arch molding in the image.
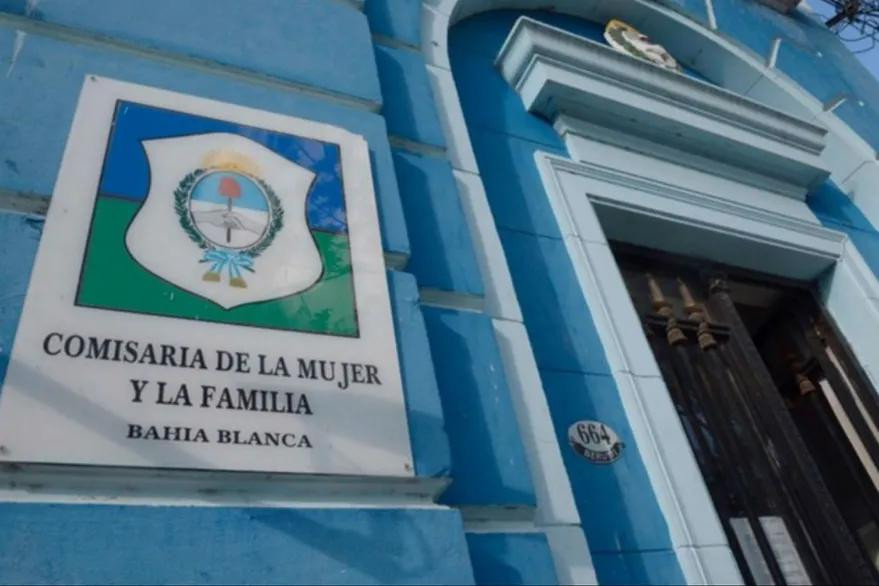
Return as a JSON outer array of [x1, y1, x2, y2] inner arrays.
[[420, 1, 879, 585]]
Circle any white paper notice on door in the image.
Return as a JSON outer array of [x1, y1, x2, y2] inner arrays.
[[730, 516, 811, 585]]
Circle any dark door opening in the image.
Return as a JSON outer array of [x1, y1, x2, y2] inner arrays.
[[612, 242, 879, 585]]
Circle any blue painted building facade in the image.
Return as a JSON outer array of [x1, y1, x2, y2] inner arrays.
[[2, 0, 879, 584]]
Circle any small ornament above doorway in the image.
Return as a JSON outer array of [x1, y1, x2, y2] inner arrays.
[[603, 19, 682, 72]]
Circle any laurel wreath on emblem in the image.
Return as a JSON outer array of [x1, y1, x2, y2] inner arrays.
[[604, 20, 682, 73], [173, 168, 284, 289]]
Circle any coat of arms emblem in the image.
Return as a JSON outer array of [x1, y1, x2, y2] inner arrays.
[[604, 19, 682, 73], [125, 133, 322, 310], [175, 151, 284, 289]]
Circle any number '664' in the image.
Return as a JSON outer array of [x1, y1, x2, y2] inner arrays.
[[576, 422, 612, 446]]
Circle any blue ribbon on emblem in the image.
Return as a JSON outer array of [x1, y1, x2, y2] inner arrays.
[[200, 248, 254, 287]]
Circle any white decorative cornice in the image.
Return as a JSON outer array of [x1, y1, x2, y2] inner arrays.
[[497, 17, 831, 198], [541, 153, 845, 276]]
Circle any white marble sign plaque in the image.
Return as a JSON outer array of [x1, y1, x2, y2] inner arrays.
[[0, 77, 414, 478]]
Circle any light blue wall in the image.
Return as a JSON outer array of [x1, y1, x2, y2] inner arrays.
[[808, 181, 879, 278], [450, 11, 685, 584], [422, 306, 535, 507], [709, 0, 879, 150], [540, 370, 683, 554], [0, 503, 475, 585], [0, 0, 382, 105], [465, 532, 559, 585], [0, 213, 41, 383], [371, 11, 545, 585], [374, 44, 447, 148], [367, 0, 422, 48], [6, 1, 879, 584], [392, 150, 484, 295], [592, 549, 686, 586], [388, 270, 454, 478], [652, 0, 709, 23]]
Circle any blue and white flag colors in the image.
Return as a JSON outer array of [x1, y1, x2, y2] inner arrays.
[[189, 171, 271, 250]]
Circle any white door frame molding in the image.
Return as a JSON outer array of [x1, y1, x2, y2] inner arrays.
[[422, 1, 879, 584], [536, 146, 879, 586]]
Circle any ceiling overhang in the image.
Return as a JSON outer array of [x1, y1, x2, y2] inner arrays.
[[496, 17, 830, 199]]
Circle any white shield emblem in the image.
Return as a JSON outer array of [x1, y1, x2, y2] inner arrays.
[[126, 132, 322, 309]]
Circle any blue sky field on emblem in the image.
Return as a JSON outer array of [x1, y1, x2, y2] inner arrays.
[[98, 101, 347, 232]]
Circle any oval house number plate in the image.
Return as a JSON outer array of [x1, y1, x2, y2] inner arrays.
[[568, 420, 625, 464]]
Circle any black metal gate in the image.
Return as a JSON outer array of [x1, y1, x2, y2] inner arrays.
[[614, 245, 879, 585]]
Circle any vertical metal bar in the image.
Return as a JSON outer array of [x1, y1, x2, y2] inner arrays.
[[818, 312, 879, 425], [708, 275, 876, 585], [708, 292, 845, 583], [666, 338, 790, 584], [676, 286, 827, 583], [649, 332, 760, 584], [646, 273, 787, 583], [801, 388, 879, 525], [794, 310, 879, 471], [678, 277, 816, 583], [698, 348, 829, 584]]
